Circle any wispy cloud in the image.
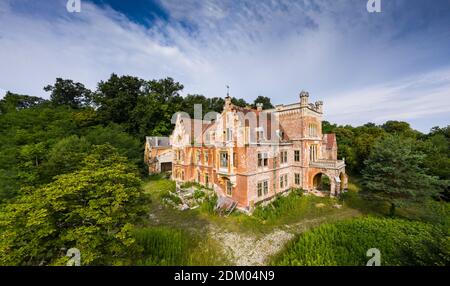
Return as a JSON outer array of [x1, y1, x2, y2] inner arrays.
[[0, 0, 449, 132], [326, 68, 450, 127]]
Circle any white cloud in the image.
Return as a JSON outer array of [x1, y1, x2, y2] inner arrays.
[[0, 0, 449, 132], [325, 68, 450, 128], [0, 0, 200, 97]]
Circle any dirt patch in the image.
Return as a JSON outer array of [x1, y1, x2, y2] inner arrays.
[[208, 208, 362, 266], [208, 225, 294, 266]]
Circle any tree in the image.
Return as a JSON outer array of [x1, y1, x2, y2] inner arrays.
[[362, 135, 444, 216], [381, 120, 418, 138], [39, 135, 90, 181], [231, 97, 249, 108], [94, 74, 185, 138], [252, 95, 274, 109], [44, 78, 92, 108], [0, 145, 148, 266], [0, 92, 47, 114]]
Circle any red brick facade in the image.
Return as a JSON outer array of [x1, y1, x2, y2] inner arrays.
[[170, 91, 347, 211]]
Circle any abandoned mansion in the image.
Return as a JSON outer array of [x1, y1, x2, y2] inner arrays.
[[145, 91, 347, 211]]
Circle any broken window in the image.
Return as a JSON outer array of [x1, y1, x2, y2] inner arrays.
[[220, 151, 228, 168], [226, 180, 232, 196]]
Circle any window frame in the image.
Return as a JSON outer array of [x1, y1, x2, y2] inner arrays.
[[295, 173, 300, 185], [220, 151, 229, 169], [257, 152, 268, 167], [294, 150, 300, 162]]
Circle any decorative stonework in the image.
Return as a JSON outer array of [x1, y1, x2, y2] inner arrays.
[[146, 91, 348, 211]]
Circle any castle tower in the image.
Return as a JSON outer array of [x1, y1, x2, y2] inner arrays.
[[300, 91, 309, 107]]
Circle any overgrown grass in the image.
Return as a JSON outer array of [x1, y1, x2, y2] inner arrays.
[[143, 174, 176, 197], [133, 226, 228, 266], [133, 227, 186, 266], [271, 217, 450, 266], [252, 190, 340, 226], [180, 181, 205, 189], [144, 176, 360, 234]]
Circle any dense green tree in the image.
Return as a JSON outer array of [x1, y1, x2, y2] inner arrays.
[[94, 74, 185, 138], [0, 145, 148, 266], [39, 135, 90, 180], [83, 124, 143, 167], [381, 120, 419, 138], [252, 95, 274, 109], [362, 135, 445, 216], [208, 97, 225, 113], [0, 92, 47, 114], [231, 97, 249, 108], [94, 74, 145, 126], [146, 77, 184, 103], [44, 78, 92, 108]]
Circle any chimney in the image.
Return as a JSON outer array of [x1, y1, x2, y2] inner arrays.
[[256, 102, 263, 111], [300, 91, 309, 107]]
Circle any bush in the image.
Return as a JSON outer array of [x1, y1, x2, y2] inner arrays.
[[200, 194, 218, 215], [160, 190, 182, 205], [272, 217, 449, 266], [253, 189, 310, 221], [194, 189, 205, 199]]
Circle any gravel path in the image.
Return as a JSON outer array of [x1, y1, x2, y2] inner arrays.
[[208, 209, 361, 266]]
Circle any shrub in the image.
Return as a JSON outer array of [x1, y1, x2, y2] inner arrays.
[[194, 189, 205, 199], [200, 194, 218, 215], [272, 217, 449, 266], [253, 189, 310, 221], [160, 191, 182, 205]]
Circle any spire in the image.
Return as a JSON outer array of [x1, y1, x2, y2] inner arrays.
[[224, 85, 232, 108]]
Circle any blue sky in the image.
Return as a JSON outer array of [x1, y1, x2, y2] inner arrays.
[[0, 0, 449, 132]]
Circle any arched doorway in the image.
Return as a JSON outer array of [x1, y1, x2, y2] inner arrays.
[[312, 173, 331, 192]]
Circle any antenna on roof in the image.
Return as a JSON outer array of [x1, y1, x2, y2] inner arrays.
[[226, 85, 230, 97]]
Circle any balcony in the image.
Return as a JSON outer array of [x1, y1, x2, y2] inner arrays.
[[310, 159, 345, 169]]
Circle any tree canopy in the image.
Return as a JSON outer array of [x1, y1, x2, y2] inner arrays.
[[362, 135, 446, 215], [0, 145, 148, 266]]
